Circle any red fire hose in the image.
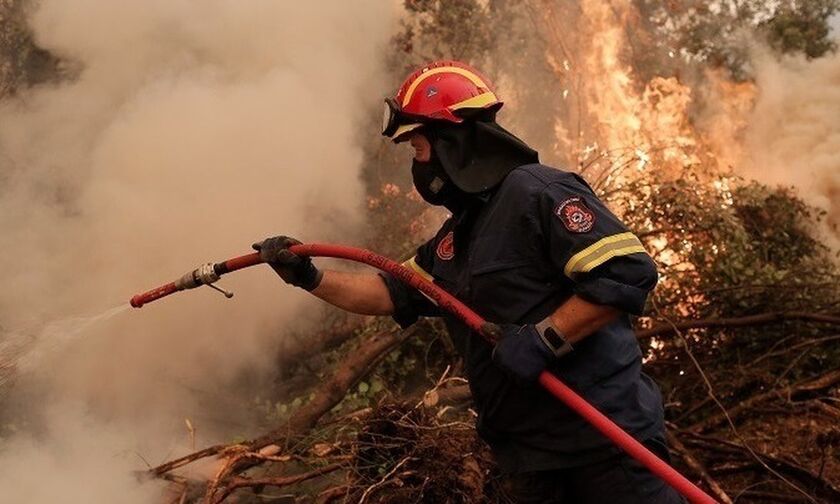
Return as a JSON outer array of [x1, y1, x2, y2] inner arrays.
[[130, 243, 717, 504]]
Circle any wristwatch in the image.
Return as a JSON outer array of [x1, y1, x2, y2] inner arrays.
[[535, 318, 574, 358]]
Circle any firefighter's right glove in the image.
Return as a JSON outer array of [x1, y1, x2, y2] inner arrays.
[[252, 236, 323, 291], [491, 324, 556, 385]]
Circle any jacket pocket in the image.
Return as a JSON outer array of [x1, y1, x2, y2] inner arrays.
[[469, 260, 553, 322], [471, 258, 533, 275]]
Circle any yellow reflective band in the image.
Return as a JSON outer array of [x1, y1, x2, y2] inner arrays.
[[403, 256, 433, 282], [448, 91, 498, 111], [402, 66, 489, 107], [563, 232, 646, 277]]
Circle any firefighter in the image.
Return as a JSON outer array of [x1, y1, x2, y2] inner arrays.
[[254, 60, 684, 503]]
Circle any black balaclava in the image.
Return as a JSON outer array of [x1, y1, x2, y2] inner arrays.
[[410, 112, 538, 213], [411, 152, 466, 214]]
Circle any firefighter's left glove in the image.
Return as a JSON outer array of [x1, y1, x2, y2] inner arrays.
[[252, 236, 323, 291]]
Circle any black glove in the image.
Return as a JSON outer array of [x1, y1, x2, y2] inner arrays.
[[252, 236, 323, 291], [492, 324, 557, 384]]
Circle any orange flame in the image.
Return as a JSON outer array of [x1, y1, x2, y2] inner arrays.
[[532, 0, 757, 189]]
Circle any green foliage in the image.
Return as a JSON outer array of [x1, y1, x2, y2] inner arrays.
[[0, 0, 63, 98], [621, 172, 839, 321], [616, 170, 840, 424], [763, 0, 840, 58], [253, 391, 315, 426], [330, 319, 453, 416], [391, 0, 494, 71], [361, 1, 840, 428], [640, 0, 840, 80]]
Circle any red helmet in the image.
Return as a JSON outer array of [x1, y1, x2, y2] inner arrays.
[[382, 60, 503, 142]]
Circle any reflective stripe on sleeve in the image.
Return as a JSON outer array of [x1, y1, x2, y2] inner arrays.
[[563, 232, 647, 277], [401, 256, 439, 306], [403, 256, 434, 282]]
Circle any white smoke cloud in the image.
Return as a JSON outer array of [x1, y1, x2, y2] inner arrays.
[[829, 13, 840, 39], [0, 1, 393, 501], [742, 48, 840, 248], [0, 403, 165, 503]]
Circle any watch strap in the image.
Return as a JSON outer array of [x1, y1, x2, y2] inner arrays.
[[534, 318, 573, 358]]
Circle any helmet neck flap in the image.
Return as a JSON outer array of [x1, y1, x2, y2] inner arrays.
[[426, 114, 538, 194]]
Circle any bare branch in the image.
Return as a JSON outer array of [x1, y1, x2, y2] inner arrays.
[[638, 311, 840, 340], [214, 462, 345, 503], [666, 431, 733, 504], [688, 369, 840, 433]]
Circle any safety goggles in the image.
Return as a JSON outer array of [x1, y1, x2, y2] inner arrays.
[[381, 97, 426, 141]]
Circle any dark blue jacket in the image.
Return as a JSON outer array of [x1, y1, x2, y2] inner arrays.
[[380, 164, 664, 473]]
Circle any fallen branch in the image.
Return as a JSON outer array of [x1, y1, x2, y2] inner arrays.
[[656, 303, 819, 503], [751, 335, 840, 366], [253, 324, 420, 446], [277, 314, 373, 367], [149, 445, 229, 478], [315, 485, 352, 504], [638, 312, 840, 340], [200, 324, 421, 503], [689, 368, 840, 433], [151, 324, 418, 484], [431, 383, 472, 406], [211, 462, 345, 504], [666, 431, 733, 504], [737, 491, 805, 503], [679, 431, 840, 501], [804, 399, 840, 420], [417, 367, 471, 409], [359, 456, 413, 504]]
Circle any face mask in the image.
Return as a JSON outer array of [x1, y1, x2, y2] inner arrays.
[[411, 156, 459, 207]]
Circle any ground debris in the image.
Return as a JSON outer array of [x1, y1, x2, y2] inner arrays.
[[345, 402, 496, 504]]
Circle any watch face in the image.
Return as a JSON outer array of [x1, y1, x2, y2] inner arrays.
[[544, 327, 565, 350]]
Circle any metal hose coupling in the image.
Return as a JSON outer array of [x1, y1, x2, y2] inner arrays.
[[174, 263, 220, 290], [196, 263, 221, 285]]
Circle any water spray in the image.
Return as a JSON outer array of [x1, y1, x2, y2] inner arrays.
[[130, 243, 718, 504]]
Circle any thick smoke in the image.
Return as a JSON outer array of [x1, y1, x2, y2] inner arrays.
[[743, 49, 840, 248], [0, 1, 392, 501]]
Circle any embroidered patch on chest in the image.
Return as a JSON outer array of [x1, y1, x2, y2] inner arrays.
[[436, 231, 455, 260], [555, 197, 595, 233]]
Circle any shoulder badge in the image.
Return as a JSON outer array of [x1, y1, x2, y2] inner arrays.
[[555, 197, 595, 233], [436, 231, 455, 260]]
